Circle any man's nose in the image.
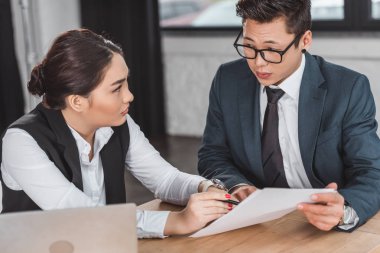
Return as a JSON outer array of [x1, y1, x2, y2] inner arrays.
[[254, 52, 268, 67]]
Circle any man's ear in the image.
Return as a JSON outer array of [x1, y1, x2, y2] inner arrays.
[[65, 95, 88, 112], [301, 30, 312, 52]]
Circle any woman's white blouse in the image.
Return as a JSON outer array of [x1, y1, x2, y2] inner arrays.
[[1, 115, 204, 238]]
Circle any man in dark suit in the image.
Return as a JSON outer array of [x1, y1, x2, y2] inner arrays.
[[198, 0, 380, 232]]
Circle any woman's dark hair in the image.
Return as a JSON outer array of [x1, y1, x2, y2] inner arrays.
[[28, 29, 123, 109], [236, 0, 311, 46]]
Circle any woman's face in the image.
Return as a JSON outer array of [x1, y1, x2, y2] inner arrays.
[[83, 53, 134, 128]]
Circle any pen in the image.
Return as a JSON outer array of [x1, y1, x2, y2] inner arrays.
[[221, 199, 240, 206]]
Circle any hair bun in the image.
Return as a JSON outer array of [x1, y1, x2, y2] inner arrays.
[[27, 63, 46, 96]]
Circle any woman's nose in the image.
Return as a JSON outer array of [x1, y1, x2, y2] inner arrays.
[[123, 87, 134, 103]]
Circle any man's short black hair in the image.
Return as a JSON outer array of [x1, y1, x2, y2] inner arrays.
[[236, 0, 311, 44]]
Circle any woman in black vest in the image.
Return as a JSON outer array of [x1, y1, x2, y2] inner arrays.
[[0, 29, 234, 238]]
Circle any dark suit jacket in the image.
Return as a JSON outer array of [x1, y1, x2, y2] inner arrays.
[[198, 52, 380, 228]]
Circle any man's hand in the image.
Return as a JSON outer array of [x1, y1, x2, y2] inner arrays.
[[231, 185, 257, 201], [297, 182, 344, 231]]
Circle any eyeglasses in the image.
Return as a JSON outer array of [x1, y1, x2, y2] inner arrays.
[[233, 29, 302, 64]]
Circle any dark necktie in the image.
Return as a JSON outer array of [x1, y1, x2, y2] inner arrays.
[[261, 87, 289, 187]]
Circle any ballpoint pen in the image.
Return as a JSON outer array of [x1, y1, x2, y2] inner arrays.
[[221, 199, 240, 205]]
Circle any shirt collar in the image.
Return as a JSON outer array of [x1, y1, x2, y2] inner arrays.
[[261, 54, 306, 100], [67, 125, 114, 156]]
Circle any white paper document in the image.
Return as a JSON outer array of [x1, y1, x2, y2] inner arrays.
[[190, 188, 334, 237]]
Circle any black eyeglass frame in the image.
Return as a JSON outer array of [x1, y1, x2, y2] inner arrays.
[[233, 29, 303, 64]]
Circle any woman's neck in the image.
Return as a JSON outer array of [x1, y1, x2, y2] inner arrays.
[[61, 109, 95, 145]]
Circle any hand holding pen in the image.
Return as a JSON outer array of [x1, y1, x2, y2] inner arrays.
[[164, 191, 237, 236]]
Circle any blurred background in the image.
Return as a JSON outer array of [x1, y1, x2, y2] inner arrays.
[[1, 0, 380, 207]]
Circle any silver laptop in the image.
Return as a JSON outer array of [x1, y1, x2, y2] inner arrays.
[[0, 203, 137, 253]]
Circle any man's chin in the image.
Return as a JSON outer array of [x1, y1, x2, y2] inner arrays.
[[260, 82, 272, 87], [256, 78, 274, 86], [257, 77, 284, 87]]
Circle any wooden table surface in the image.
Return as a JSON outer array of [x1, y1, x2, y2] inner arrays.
[[138, 200, 380, 253]]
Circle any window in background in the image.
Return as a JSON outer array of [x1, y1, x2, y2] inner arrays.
[[311, 0, 344, 20], [159, 0, 345, 27], [159, 0, 239, 27], [372, 0, 380, 19], [159, 0, 379, 30]]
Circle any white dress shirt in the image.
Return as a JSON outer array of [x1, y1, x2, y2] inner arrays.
[[259, 54, 358, 229], [1, 115, 204, 238], [260, 54, 312, 189]]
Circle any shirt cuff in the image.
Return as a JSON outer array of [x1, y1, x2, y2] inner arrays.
[[136, 210, 170, 239], [337, 206, 360, 230], [190, 175, 205, 193]]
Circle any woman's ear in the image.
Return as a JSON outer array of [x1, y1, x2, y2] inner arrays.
[[65, 95, 88, 112]]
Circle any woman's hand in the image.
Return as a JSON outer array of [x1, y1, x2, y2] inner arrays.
[[164, 191, 233, 236]]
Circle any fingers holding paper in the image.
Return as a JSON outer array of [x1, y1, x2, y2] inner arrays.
[[231, 185, 257, 201], [297, 182, 344, 231], [164, 191, 233, 236]]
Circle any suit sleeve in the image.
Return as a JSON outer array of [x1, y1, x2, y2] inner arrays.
[[339, 74, 380, 227], [198, 66, 252, 189]]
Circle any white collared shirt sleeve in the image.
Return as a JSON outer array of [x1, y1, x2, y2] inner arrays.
[[338, 206, 359, 230], [136, 210, 170, 238], [124, 115, 204, 238], [1, 128, 169, 238], [1, 117, 205, 239], [1, 128, 98, 210], [125, 115, 204, 205]]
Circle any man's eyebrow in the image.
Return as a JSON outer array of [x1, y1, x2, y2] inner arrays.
[[243, 36, 254, 42], [243, 36, 280, 45], [263, 40, 279, 45]]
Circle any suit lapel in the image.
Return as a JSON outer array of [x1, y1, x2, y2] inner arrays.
[[298, 53, 326, 187], [238, 74, 265, 183]]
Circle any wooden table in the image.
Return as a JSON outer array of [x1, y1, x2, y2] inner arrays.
[[138, 200, 380, 253]]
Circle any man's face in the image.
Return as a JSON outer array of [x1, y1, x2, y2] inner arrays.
[[242, 17, 308, 86]]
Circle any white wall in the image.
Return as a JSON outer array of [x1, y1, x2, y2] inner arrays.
[[11, 0, 81, 112], [162, 34, 380, 136], [1, 0, 80, 212], [11, 1, 379, 138]]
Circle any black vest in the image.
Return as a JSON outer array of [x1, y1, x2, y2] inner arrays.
[[0, 103, 130, 213]]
